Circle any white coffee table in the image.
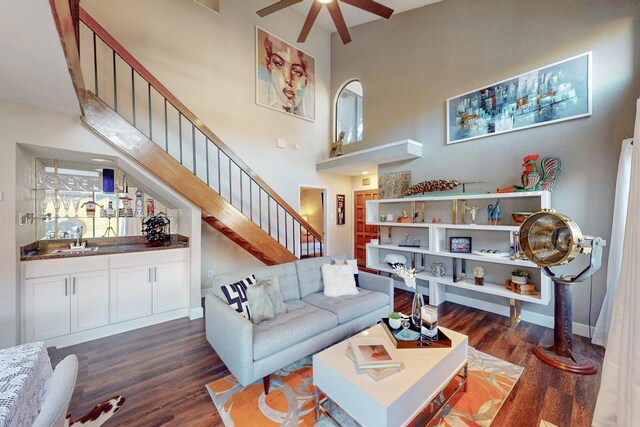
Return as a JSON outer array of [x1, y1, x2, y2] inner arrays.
[[313, 323, 468, 427]]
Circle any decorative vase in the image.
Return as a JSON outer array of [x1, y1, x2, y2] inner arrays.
[[411, 291, 424, 326], [511, 275, 528, 285], [389, 317, 402, 329]]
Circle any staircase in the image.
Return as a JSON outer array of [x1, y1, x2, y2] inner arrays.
[[53, 3, 323, 265]]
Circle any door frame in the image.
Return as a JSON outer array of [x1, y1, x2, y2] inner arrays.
[[352, 188, 378, 266], [298, 185, 328, 254]]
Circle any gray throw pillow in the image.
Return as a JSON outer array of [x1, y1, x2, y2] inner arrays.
[[246, 277, 287, 324]]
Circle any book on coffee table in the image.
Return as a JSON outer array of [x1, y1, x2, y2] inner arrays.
[[349, 337, 401, 369]]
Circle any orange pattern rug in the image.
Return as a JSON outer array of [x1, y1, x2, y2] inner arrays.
[[206, 348, 523, 426]]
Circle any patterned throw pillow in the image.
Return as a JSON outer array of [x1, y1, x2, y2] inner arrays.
[[220, 275, 257, 319]]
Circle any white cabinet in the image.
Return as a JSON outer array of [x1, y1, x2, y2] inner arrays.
[[154, 261, 188, 314], [22, 247, 189, 346], [109, 249, 188, 323], [23, 256, 109, 342], [366, 191, 552, 325], [24, 275, 70, 341]]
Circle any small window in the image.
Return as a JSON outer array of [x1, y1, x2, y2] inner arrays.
[[336, 80, 363, 144]]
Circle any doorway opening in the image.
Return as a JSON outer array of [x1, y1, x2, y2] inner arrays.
[[299, 186, 326, 258]]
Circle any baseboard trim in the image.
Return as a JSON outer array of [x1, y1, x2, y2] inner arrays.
[[43, 308, 189, 349], [190, 307, 204, 320], [445, 293, 593, 338]]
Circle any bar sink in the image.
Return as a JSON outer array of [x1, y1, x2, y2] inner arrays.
[[52, 247, 100, 254]]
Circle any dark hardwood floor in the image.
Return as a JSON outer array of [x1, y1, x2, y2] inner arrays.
[[48, 290, 603, 426]]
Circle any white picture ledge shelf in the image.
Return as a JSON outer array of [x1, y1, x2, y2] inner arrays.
[[316, 139, 422, 176]]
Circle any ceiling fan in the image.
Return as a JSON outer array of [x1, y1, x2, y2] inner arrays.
[[256, 0, 394, 44]]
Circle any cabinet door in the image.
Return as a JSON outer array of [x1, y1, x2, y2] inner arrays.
[[24, 275, 70, 341], [153, 261, 188, 314], [70, 270, 109, 332], [110, 265, 153, 323]]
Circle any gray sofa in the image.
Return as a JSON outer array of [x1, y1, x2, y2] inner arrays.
[[204, 256, 393, 392]]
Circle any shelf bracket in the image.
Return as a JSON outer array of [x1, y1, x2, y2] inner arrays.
[[509, 298, 522, 328]]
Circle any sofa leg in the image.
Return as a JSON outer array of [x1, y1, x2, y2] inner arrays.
[[263, 375, 270, 395]]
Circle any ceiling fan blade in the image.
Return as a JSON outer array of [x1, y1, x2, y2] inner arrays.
[[298, 2, 323, 43], [256, 0, 303, 17], [327, 1, 352, 44], [341, 0, 394, 19]]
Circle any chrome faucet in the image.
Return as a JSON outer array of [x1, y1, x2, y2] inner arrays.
[[71, 226, 85, 249]]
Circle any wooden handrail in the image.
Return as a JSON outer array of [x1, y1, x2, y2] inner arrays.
[[78, 7, 323, 243]]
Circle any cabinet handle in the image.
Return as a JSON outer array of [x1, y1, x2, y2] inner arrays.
[[154, 267, 157, 282], [65, 278, 68, 296], [72, 277, 76, 295], [149, 267, 152, 283]]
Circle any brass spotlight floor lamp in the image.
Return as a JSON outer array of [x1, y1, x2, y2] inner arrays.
[[519, 210, 604, 375]]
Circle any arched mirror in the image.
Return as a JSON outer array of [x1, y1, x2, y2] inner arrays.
[[336, 80, 363, 144]]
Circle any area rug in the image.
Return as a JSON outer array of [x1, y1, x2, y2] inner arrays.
[[206, 348, 523, 426]]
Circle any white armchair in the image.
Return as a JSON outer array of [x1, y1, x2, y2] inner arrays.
[[33, 355, 78, 427]]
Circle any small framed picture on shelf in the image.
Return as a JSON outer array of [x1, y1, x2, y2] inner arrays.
[[450, 236, 472, 253]]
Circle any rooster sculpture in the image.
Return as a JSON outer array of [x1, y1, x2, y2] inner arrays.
[[497, 154, 561, 193]]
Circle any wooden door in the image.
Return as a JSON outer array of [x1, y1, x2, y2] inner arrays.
[[354, 189, 378, 268]]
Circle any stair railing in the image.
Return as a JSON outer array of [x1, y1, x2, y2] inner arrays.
[[78, 8, 322, 259]]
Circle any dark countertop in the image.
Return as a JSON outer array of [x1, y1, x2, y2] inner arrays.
[[20, 235, 189, 261]]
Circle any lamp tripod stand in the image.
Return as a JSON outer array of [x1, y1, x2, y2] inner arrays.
[[519, 210, 604, 375], [534, 273, 599, 374]]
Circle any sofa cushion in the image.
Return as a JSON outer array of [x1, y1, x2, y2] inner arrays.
[[219, 275, 256, 319], [253, 299, 337, 360], [303, 289, 390, 324], [252, 263, 301, 302], [321, 264, 358, 297], [295, 256, 333, 298], [210, 262, 300, 302], [247, 277, 287, 324]]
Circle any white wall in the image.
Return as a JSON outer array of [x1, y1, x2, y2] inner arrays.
[[81, 0, 354, 281], [332, 0, 640, 325], [0, 99, 203, 348]]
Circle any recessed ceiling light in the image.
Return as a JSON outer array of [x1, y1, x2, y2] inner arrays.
[[317, 0, 334, 4], [361, 171, 369, 175], [91, 157, 113, 163]]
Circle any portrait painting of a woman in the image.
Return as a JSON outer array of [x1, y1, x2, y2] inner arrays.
[[256, 27, 316, 121]]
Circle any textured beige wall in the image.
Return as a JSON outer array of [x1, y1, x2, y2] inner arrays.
[[332, 0, 640, 325]]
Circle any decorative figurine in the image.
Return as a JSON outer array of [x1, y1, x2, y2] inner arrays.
[[146, 198, 155, 217], [472, 266, 485, 286], [487, 200, 502, 225], [134, 190, 144, 217], [329, 131, 345, 158], [465, 205, 482, 224], [497, 154, 562, 193]]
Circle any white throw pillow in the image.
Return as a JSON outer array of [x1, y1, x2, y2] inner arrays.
[[322, 264, 359, 297]]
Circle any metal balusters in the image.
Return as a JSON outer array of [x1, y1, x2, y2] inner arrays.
[[192, 124, 196, 175], [131, 68, 136, 126], [228, 157, 232, 205], [164, 99, 168, 152], [205, 138, 210, 186], [148, 82, 152, 139], [239, 170, 243, 215], [93, 32, 98, 96], [112, 50, 117, 111], [217, 148, 221, 194]]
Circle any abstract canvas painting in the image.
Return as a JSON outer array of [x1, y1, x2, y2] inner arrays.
[[447, 52, 591, 144], [256, 27, 316, 121]]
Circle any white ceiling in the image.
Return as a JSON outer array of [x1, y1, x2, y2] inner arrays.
[[0, 0, 80, 115], [287, 0, 442, 32]]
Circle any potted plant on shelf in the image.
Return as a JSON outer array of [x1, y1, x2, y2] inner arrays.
[[388, 312, 402, 329], [511, 269, 530, 285]]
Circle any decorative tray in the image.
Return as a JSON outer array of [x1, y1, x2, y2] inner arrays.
[[380, 318, 452, 349]]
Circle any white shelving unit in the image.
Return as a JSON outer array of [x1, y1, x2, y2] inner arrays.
[[366, 191, 552, 326]]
